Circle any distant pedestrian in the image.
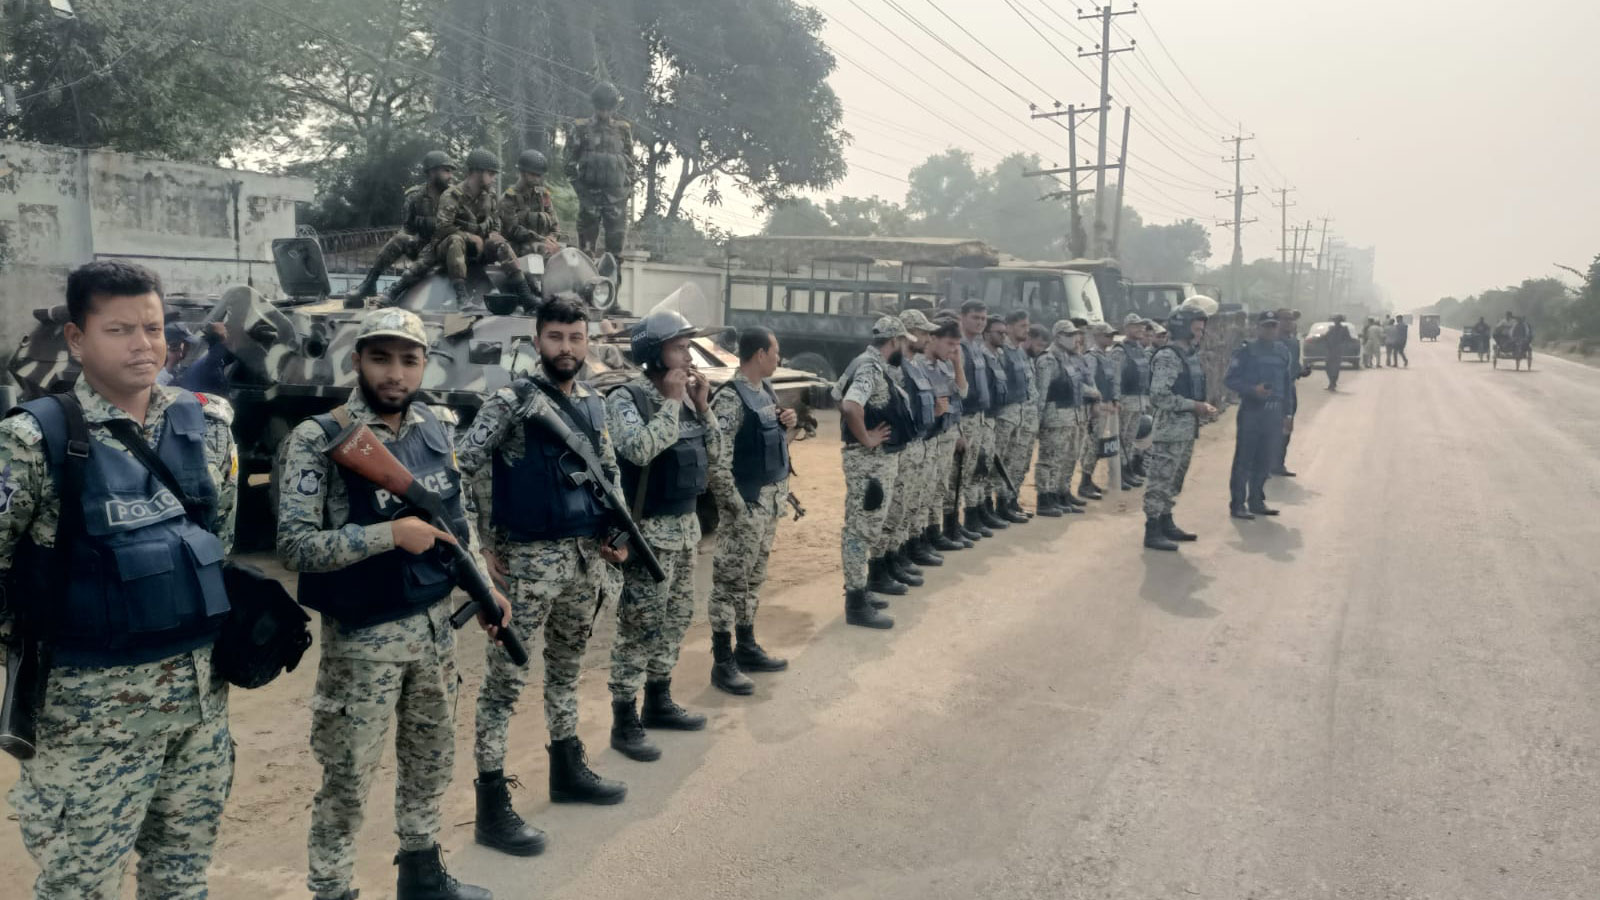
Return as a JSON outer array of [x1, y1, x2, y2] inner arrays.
[[1324, 315, 1353, 390], [1391, 314, 1409, 367]]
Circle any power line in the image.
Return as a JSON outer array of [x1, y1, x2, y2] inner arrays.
[[1138, 8, 1238, 133]]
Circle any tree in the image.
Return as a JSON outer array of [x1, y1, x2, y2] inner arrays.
[[904, 149, 984, 236], [1117, 204, 1212, 281], [1565, 255, 1600, 339], [977, 153, 1070, 260], [763, 198, 833, 236], [825, 196, 909, 236]]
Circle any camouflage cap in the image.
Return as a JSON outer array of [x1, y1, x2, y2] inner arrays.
[[1052, 319, 1082, 336], [1150, 321, 1169, 336], [1122, 312, 1148, 328], [872, 315, 909, 339], [898, 308, 938, 333], [1087, 321, 1118, 337], [357, 308, 428, 349]]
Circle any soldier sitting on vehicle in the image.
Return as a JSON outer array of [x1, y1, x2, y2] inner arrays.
[[500, 150, 562, 259], [383, 149, 536, 309], [348, 150, 456, 301]]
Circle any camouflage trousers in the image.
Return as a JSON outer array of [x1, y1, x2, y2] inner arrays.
[[1142, 439, 1195, 518], [577, 191, 627, 256], [929, 429, 960, 520], [441, 232, 519, 282], [308, 650, 458, 896], [957, 412, 995, 507], [610, 544, 697, 699], [992, 409, 1024, 501], [878, 438, 926, 554], [1000, 407, 1039, 501], [1034, 424, 1073, 497], [1079, 407, 1108, 477], [373, 231, 424, 273], [842, 446, 899, 591], [476, 537, 608, 766], [8, 661, 232, 900], [1120, 395, 1149, 468], [708, 484, 784, 632]]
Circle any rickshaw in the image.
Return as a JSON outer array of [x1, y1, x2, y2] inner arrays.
[[1492, 330, 1533, 371], [1419, 314, 1441, 341], [1458, 328, 1489, 362]]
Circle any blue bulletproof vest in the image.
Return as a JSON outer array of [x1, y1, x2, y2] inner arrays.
[[1002, 346, 1030, 407], [1121, 345, 1151, 395], [1234, 342, 1289, 415], [728, 378, 790, 505], [492, 380, 610, 541], [900, 360, 937, 439], [298, 405, 469, 629], [961, 338, 991, 413], [614, 382, 710, 519], [12, 393, 230, 668]]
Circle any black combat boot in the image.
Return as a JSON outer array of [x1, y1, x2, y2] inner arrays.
[[1131, 452, 1147, 477], [942, 512, 975, 548], [1060, 489, 1087, 508], [1143, 517, 1179, 551], [642, 679, 706, 730], [1160, 513, 1198, 542], [346, 271, 380, 302], [734, 623, 788, 672], [867, 556, 910, 596], [711, 631, 755, 695], [909, 535, 943, 567], [1078, 475, 1104, 500], [394, 844, 490, 900], [964, 505, 993, 538], [449, 279, 472, 307], [932, 521, 966, 552], [1036, 491, 1063, 517], [889, 548, 924, 585], [979, 496, 1010, 529], [895, 545, 925, 578], [609, 698, 661, 762], [1121, 472, 1142, 490], [1008, 496, 1035, 519], [474, 773, 547, 857], [505, 271, 536, 308], [845, 589, 894, 629], [997, 496, 1029, 524], [547, 737, 626, 805]]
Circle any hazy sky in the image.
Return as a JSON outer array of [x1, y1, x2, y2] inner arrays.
[[697, 0, 1600, 305]]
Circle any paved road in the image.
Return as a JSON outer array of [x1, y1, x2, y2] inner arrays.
[[459, 340, 1600, 900]]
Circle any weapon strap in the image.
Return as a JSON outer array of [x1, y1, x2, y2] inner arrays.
[[102, 417, 209, 528], [617, 382, 654, 522], [527, 376, 603, 457]]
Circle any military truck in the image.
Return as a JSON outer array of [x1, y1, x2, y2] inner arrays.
[[722, 236, 1111, 379], [1121, 281, 1223, 323]]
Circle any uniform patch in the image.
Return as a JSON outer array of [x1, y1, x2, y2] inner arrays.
[[293, 468, 324, 496], [0, 471, 16, 515], [717, 412, 735, 433], [462, 415, 496, 451], [618, 400, 644, 427]]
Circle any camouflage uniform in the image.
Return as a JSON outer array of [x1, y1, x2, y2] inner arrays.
[[276, 389, 486, 898], [1003, 343, 1042, 498], [956, 338, 998, 508], [1079, 343, 1119, 478], [1, 380, 238, 900], [499, 179, 560, 258], [930, 357, 962, 521], [1112, 340, 1151, 472], [877, 360, 925, 555], [457, 368, 622, 763], [1144, 343, 1205, 518], [838, 350, 900, 592], [604, 377, 725, 700], [566, 116, 636, 256], [1034, 347, 1076, 498], [707, 376, 788, 632], [409, 182, 520, 284], [371, 182, 445, 273], [1063, 347, 1101, 489]]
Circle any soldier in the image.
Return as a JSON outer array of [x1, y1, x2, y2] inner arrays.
[[457, 296, 631, 827], [872, 307, 941, 595], [385, 149, 534, 309], [992, 310, 1035, 522], [1059, 320, 1102, 507], [1273, 309, 1305, 478], [706, 327, 797, 696], [1143, 300, 1219, 551], [279, 307, 508, 900], [930, 314, 975, 549], [1019, 323, 1054, 515], [952, 301, 994, 539], [1150, 321, 1170, 350], [0, 261, 238, 900], [604, 310, 724, 762], [1224, 311, 1292, 520], [566, 83, 636, 258], [837, 316, 913, 629], [1034, 320, 1087, 517], [500, 149, 561, 259], [350, 151, 457, 300], [977, 316, 1016, 525], [1113, 314, 1153, 490], [1077, 322, 1120, 498]]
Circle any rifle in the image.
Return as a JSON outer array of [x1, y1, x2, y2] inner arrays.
[[324, 423, 530, 667], [992, 452, 1018, 498], [516, 398, 666, 583], [0, 631, 46, 761]]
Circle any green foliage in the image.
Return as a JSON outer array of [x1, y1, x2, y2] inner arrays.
[[1563, 255, 1600, 339], [1429, 277, 1574, 338], [1115, 203, 1212, 282], [826, 196, 909, 237], [763, 198, 834, 236]]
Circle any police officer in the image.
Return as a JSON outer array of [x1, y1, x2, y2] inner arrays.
[[922, 315, 971, 551], [837, 316, 913, 629], [499, 149, 561, 259], [869, 309, 939, 595], [385, 149, 534, 308], [1, 261, 239, 899], [1017, 323, 1051, 512], [898, 309, 956, 565], [1061, 320, 1102, 506], [604, 310, 725, 761], [458, 296, 632, 833], [954, 301, 996, 538], [566, 83, 636, 258], [992, 310, 1035, 522], [350, 150, 456, 300], [1079, 322, 1121, 498], [1224, 311, 1292, 519], [707, 327, 796, 695], [1144, 300, 1219, 551], [1113, 314, 1153, 489], [1034, 320, 1086, 517], [977, 316, 1019, 526], [278, 307, 507, 900]]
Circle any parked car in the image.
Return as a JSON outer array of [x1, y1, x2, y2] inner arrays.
[[1301, 321, 1363, 369]]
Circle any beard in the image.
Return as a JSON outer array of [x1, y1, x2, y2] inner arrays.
[[541, 352, 583, 383], [358, 374, 419, 416], [887, 350, 904, 367]]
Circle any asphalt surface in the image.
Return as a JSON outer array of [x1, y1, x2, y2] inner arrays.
[[7, 336, 1600, 899]]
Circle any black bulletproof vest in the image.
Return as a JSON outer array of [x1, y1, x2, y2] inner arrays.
[[961, 337, 991, 412], [492, 380, 610, 542], [901, 360, 937, 438], [1045, 350, 1078, 409], [984, 349, 1010, 413], [614, 382, 710, 519], [843, 358, 915, 454], [10, 393, 230, 667], [728, 378, 790, 505], [1002, 346, 1030, 406], [1121, 345, 1151, 395], [1160, 346, 1207, 402], [297, 405, 470, 630]]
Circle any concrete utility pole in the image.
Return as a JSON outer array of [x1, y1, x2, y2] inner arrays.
[[1273, 187, 1297, 273], [1289, 220, 1314, 306], [1217, 130, 1257, 305], [1026, 101, 1116, 259], [1285, 225, 1303, 305], [1077, 2, 1137, 257], [1110, 106, 1133, 257], [1312, 216, 1333, 312]]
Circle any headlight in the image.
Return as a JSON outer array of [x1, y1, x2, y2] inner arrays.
[[591, 280, 614, 309]]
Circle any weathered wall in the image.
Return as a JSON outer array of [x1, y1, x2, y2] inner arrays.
[[0, 140, 313, 373]]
